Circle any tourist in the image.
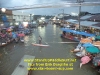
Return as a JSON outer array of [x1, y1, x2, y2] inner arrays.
[[39, 35, 42, 44]]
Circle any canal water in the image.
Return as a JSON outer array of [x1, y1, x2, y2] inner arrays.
[[0, 23, 99, 75]]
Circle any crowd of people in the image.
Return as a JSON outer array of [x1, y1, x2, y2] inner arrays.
[[0, 29, 25, 46]]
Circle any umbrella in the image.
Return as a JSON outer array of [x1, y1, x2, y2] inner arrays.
[[92, 57, 100, 67], [95, 36, 100, 40], [80, 56, 91, 68], [86, 46, 100, 54], [83, 43, 93, 47], [80, 38, 92, 43]]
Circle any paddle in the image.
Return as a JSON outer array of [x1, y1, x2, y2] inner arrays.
[[41, 39, 48, 44], [39, 36, 48, 45]]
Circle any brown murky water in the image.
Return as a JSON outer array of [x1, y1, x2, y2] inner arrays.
[[0, 23, 99, 75]]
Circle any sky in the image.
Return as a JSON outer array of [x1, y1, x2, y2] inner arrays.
[[0, 0, 100, 15]]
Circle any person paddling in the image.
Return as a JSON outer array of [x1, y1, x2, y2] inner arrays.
[[39, 35, 42, 44]]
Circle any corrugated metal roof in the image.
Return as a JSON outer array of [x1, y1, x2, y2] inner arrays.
[[67, 20, 98, 26], [92, 23, 100, 29], [80, 15, 92, 19], [87, 14, 100, 21], [91, 26, 100, 29], [80, 21, 98, 26]]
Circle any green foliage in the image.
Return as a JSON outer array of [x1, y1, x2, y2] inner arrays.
[[79, 12, 89, 16]]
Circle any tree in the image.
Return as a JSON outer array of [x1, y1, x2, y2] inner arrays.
[[79, 11, 90, 16]]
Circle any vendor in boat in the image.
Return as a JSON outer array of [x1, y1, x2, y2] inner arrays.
[[61, 31, 66, 38], [0, 31, 8, 43], [18, 32, 25, 41], [69, 33, 73, 40], [12, 31, 19, 43], [71, 44, 83, 53], [8, 31, 13, 41]]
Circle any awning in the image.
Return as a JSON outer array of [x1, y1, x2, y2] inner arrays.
[[80, 32, 95, 37], [61, 28, 95, 37], [61, 28, 81, 35], [83, 43, 93, 47]]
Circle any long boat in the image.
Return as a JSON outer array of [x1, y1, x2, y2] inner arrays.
[[60, 28, 95, 42]]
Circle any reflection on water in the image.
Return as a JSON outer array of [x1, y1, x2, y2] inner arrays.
[[53, 24, 56, 36], [38, 26, 46, 38], [32, 33, 36, 41], [24, 36, 29, 42], [38, 46, 43, 52], [24, 36, 30, 46]]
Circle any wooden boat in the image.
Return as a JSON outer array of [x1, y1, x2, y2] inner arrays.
[[0, 42, 8, 47]]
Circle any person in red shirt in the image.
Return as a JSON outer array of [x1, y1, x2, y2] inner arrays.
[[18, 32, 25, 42]]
